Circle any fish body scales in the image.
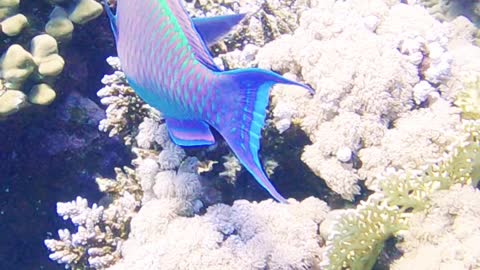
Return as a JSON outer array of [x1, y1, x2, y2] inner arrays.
[[105, 0, 314, 202], [116, 0, 213, 119]]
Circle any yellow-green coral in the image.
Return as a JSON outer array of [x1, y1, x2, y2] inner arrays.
[[323, 81, 480, 269], [323, 197, 406, 270], [381, 122, 480, 210], [455, 78, 480, 120]]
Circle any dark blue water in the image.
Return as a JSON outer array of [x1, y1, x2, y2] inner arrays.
[[0, 13, 129, 269]]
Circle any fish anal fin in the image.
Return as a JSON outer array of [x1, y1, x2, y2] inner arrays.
[[166, 118, 215, 147], [192, 14, 246, 46]]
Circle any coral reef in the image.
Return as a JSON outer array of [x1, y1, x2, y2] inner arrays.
[[0, 0, 102, 117], [97, 57, 153, 145], [45, 166, 141, 269], [45, 0, 480, 269], [184, 0, 315, 55], [249, 0, 480, 200], [321, 61, 480, 269], [392, 185, 480, 269], [417, 0, 480, 25], [108, 197, 329, 270], [322, 115, 480, 270]]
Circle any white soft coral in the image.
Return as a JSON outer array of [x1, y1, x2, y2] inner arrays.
[[254, 1, 467, 199]]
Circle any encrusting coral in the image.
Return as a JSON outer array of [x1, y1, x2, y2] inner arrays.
[[0, 0, 102, 118]]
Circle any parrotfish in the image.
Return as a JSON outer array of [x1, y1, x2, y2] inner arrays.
[[103, 0, 312, 203]]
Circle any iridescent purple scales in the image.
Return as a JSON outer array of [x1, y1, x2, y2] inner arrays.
[[103, 0, 313, 202]]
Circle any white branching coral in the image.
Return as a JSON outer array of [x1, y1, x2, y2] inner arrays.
[[46, 158, 143, 269], [97, 57, 153, 145], [107, 197, 329, 270], [44, 192, 138, 269]]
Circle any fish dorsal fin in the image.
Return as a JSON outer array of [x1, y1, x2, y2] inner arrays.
[[166, 0, 220, 71], [192, 14, 246, 46], [102, 0, 118, 41]]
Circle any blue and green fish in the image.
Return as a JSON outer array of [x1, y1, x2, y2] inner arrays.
[[103, 0, 312, 202]]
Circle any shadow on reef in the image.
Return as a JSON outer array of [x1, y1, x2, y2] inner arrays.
[[0, 13, 127, 269], [197, 117, 371, 208]]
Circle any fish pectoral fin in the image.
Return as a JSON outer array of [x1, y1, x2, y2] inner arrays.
[[192, 14, 246, 46], [165, 118, 216, 147]]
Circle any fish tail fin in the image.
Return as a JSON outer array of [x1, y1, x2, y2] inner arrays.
[[212, 68, 312, 203]]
